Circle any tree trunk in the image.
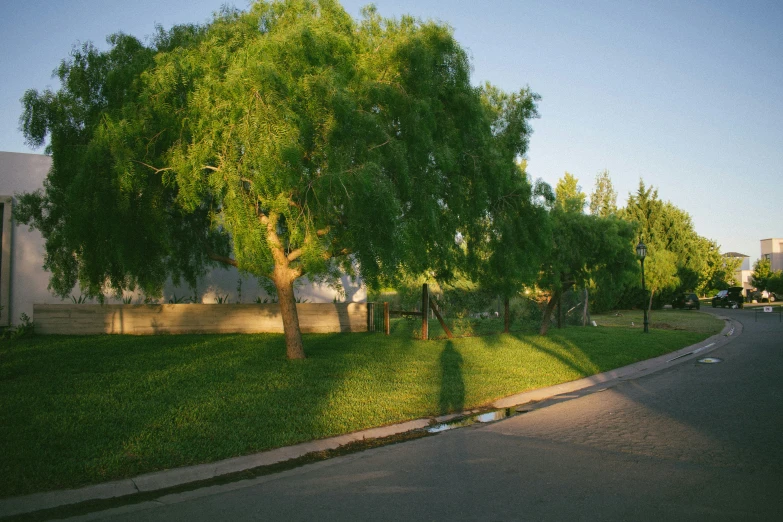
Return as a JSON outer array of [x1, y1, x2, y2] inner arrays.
[[273, 270, 306, 360], [504, 296, 510, 333], [582, 287, 590, 326], [539, 290, 561, 336], [556, 298, 562, 329]]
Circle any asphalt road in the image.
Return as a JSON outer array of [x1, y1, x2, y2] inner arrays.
[[73, 309, 783, 521]]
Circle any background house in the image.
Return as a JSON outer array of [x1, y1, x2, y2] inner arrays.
[[0, 151, 365, 326], [760, 238, 783, 272], [724, 251, 752, 293]]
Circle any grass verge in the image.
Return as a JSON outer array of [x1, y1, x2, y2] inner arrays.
[[0, 310, 722, 498]]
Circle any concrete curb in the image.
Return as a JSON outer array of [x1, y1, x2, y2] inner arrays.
[[493, 314, 739, 408], [0, 315, 739, 518]]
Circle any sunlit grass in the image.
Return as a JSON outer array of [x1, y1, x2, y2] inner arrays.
[[0, 310, 722, 498]]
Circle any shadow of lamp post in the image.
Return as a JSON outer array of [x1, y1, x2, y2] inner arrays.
[[636, 241, 649, 333]]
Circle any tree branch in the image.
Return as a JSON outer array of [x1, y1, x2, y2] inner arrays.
[[132, 160, 173, 175], [206, 247, 237, 267], [368, 139, 390, 152], [288, 248, 304, 263]]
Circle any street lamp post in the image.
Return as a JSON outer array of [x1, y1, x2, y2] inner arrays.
[[636, 241, 649, 333]]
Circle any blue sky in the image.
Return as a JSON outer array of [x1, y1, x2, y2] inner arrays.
[[1, 0, 781, 263]]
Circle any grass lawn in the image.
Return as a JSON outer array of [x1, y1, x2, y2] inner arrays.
[[0, 310, 722, 498]]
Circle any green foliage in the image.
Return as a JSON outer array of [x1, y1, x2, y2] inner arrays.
[[214, 295, 230, 304], [555, 172, 586, 214], [621, 180, 713, 306], [589, 169, 617, 217], [16, 0, 542, 357], [535, 204, 638, 333], [1, 313, 35, 341], [69, 295, 90, 304], [539, 210, 637, 301], [698, 246, 741, 294], [471, 160, 551, 300], [767, 271, 783, 294], [168, 294, 191, 304], [751, 258, 773, 290]]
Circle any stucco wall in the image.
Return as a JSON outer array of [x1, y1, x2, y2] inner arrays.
[[0, 151, 54, 326], [0, 151, 366, 327], [760, 238, 783, 272]]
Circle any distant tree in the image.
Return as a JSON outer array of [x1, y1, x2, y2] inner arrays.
[[767, 271, 783, 296], [697, 242, 741, 294], [537, 210, 636, 335], [751, 258, 773, 290], [621, 180, 709, 312], [555, 172, 586, 214], [588, 169, 617, 217], [15, 0, 541, 359]]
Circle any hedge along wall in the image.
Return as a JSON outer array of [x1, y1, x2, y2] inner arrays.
[[33, 303, 369, 335]]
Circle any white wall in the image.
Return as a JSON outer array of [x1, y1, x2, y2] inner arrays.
[[0, 151, 56, 325], [0, 151, 365, 326], [760, 238, 783, 272]]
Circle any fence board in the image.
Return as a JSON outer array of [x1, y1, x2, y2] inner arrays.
[[33, 303, 368, 335]]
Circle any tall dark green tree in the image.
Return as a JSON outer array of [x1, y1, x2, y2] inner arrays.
[[16, 0, 542, 358], [622, 181, 697, 311]]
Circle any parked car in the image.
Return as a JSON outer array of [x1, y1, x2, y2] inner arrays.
[[712, 287, 744, 308], [673, 293, 700, 310]]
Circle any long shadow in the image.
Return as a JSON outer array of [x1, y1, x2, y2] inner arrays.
[[438, 341, 465, 414]]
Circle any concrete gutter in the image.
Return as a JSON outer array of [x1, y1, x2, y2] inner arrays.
[[0, 315, 739, 518]]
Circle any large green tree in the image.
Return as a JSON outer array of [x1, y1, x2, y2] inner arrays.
[[16, 0, 541, 358], [537, 209, 637, 335], [471, 159, 552, 332]]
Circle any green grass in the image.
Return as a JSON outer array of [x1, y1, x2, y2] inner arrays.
[[0, 311, 722, 498]]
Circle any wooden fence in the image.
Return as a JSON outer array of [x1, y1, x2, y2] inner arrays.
[[33, 303, 369, 335], [369, 284, 451, 340]]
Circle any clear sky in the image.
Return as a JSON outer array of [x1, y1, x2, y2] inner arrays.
[[1, 0, 781, 263]]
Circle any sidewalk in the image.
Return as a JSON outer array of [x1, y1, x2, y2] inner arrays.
[[0, 315, 739, 518]]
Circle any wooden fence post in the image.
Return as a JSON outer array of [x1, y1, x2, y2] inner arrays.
[[504, 296, 510, 333], [421, 283, 429, 340], [429, 295, 453, 339], [384, 302, 390, 336]]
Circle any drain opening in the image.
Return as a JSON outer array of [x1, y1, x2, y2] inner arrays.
[[428, 408, 516, 433]]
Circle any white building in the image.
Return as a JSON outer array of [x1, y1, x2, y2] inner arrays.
[[0, 151, 365, 327], [760, 238, 783, 272]]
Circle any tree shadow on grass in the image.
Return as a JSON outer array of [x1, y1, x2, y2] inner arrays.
[[439, 341, 465, 415]]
